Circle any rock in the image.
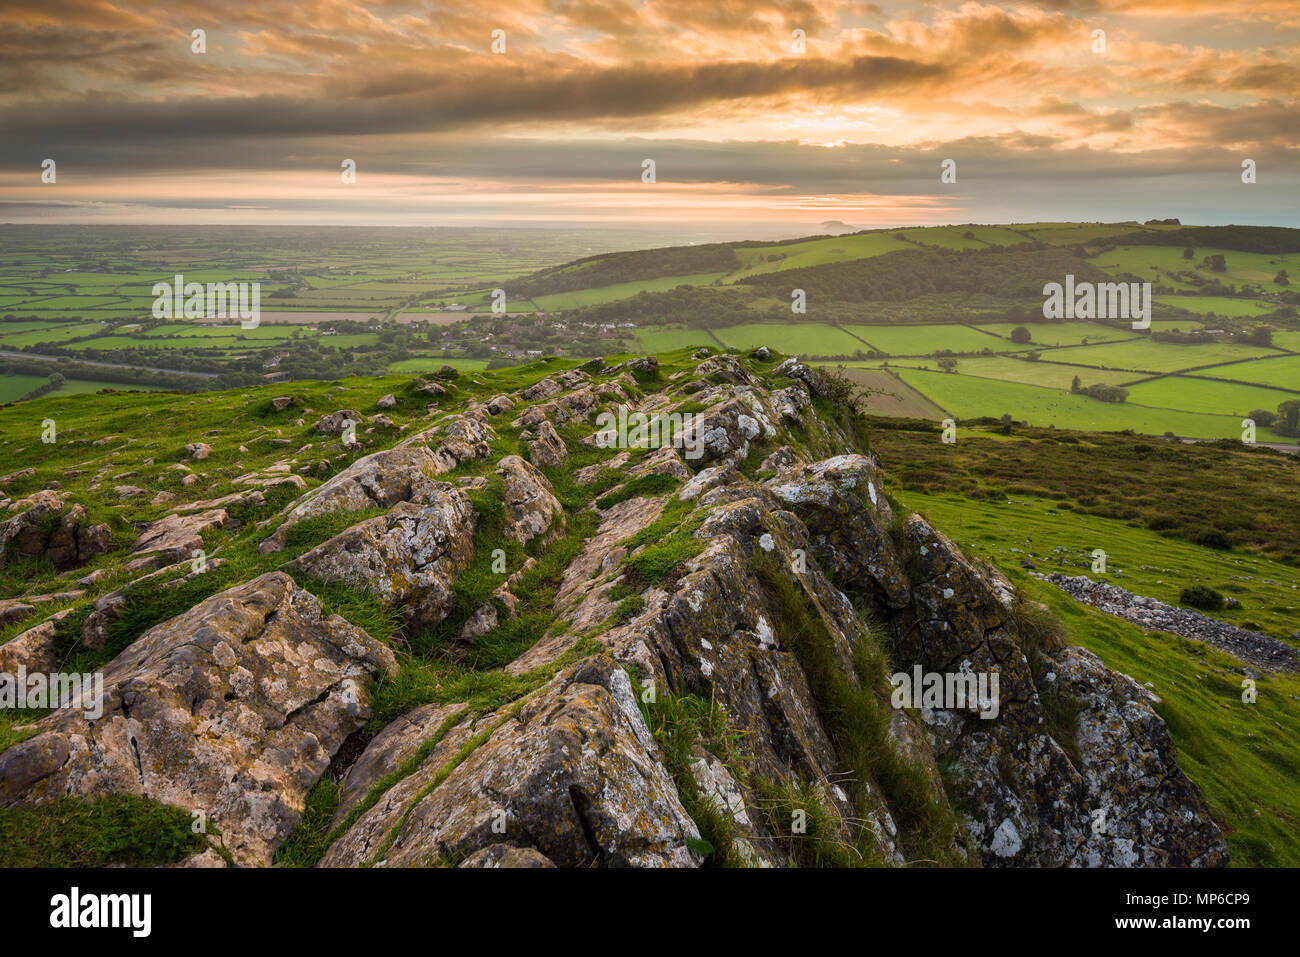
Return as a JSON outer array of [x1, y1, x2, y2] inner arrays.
[[459, 845, 556, 868], [259, 445, 451, 554], [286, 490, 476, 631], [0, 572, 397, 867], [752, 346, 772, 361], [458, 602, 498, 642], [132, 509, 229, 561], [0, 491, 112, 570], [609, 356, 659, 378], [485, 394, 515, 416], [0, 468, 35, 487], [370, 414, 393, 429], [184, 442, 211, 460], [113, 485, 146, 499], [626, 446, 689, 481], [0, 599, 37, 628], [0, 612, 72, 675], [758, 446, 799, 472], [314, 411, 361, 435], [520, 378, 562, 402], [766, 454, 910, 611], [320, 657, 700, 868], [151, 491, 178, 506], [496, 455, 563, 546], [271, 396, 294, 411], [678, 389, 777, 465], [694, 355, 761, 387], [401, 412, 495, 472], [376, 394, 396, 409], [527, 420, 568, 468]]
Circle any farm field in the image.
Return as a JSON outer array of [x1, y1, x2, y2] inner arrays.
[[972, 321, 1135, 346], [530, 272, 727, 310], [713, 322, 866, 355], [848, 323, 1028, 355], [833, 367, 947, 419], [1051, 338, 1283, 374], [865, 355, 1117, 390], [1123, 376, 1297, 417], [1090, 245, 1299, 292], [727, 232, 912, 278], [1198, 353, 1300, 390], [892, 366, 1280, 439], [637, 327, 717, 352]]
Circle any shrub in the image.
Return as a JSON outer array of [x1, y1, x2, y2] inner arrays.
[[1193, 528, 1231, 550], [1180, 584, 1225, 611]]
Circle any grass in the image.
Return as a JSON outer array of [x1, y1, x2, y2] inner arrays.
[[0, 794, 210, 867]]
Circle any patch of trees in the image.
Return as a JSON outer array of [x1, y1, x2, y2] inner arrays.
[[1095, 225, 1300, 255], [1070, 376, 1129, 402]]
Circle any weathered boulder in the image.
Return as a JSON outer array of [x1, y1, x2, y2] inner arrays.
[[259, 445, 449, 554], [497, 455, 563, 546], [766, 454, 910, 611], [0, 599, 36, 628], [184, 442, 211, 460], [527, 420, 568, 468], [320, 657, 701, 868], [694, 355, 761, 388], [376, 394, 396, 409], [400, 411, 495, 472], [314, 411, 361, 435], [485, 394, 515, 416], [678, 388, 777, 466], [133, 509, 229, 561], [0, 572, 397, 866], [0, 491, 112, 570], [286, 487, 476, 631]]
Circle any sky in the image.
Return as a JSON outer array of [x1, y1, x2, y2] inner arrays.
[[2, 0, 1297, 239]]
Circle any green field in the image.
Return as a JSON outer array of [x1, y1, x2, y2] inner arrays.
[[971, 322, 1135, 347], [637, 327, 717, 352], [1051, 338, 1282, 374], [848, 323, 1028, 356], [531, 272, 726, 310], [713, 322, 867, 355], [893, 366, 1279, 439], [1124, 376, 1297, 417], [1091, 245, 1300, 292], [1198, 353, 1300, 390], [727, 233, 913, 279]]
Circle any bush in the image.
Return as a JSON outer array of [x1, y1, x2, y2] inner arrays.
[[1193, 528, 1231, 550], [1180, 584, 1225, 611]]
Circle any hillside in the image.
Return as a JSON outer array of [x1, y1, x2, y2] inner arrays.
[[4, 222, 1300, 446], [2, 348, 1295, 867]]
